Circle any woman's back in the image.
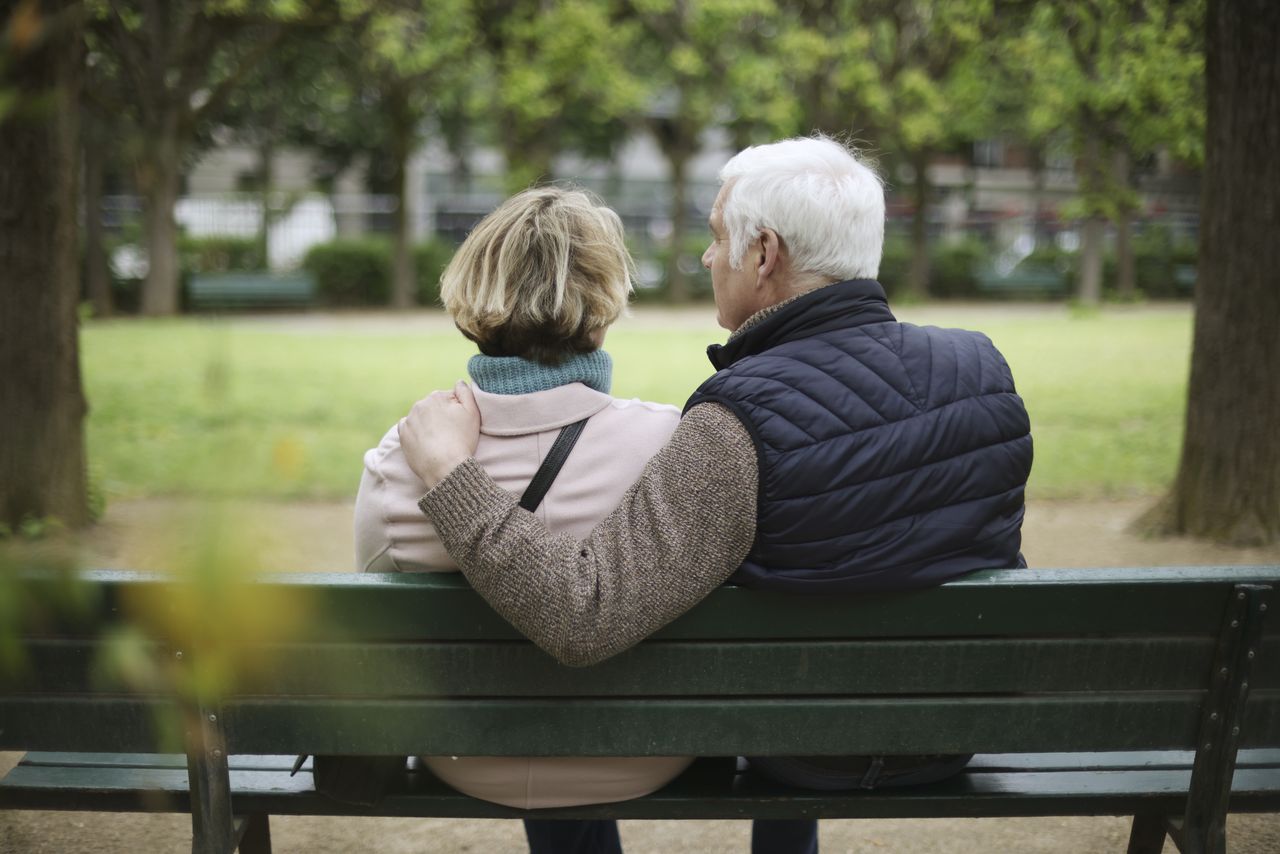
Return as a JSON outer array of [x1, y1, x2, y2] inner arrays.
[[354, 360, 693, 809]]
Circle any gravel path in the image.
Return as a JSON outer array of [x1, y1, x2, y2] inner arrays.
[[4, 496, 1279, 853]]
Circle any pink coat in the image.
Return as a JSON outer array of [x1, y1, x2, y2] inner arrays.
[[354, 382, 693, 808]]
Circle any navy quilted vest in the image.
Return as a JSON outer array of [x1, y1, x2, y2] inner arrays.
[[684, 279, 1033, 592]]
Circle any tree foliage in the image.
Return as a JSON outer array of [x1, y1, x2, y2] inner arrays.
[[1016, 0, 1204, 302], [84, 0, 306, 314]]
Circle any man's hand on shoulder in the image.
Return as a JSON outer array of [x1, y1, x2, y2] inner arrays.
[[399, 380, 481, 489]]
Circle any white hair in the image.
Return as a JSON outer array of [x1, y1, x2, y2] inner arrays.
[[718, 135, 885, 281]]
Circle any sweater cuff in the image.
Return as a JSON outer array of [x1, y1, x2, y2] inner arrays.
[[417, 457, 510, 528]]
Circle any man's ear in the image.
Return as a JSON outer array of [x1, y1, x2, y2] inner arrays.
[[756, 228, 783, 285]]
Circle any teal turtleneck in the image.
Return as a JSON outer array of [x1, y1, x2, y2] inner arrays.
[[467, 350, 613, 395]]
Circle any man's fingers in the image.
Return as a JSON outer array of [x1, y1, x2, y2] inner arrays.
[[454, 380, 479, 414]]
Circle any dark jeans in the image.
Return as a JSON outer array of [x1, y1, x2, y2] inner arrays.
[[522, 819, 817, 854]]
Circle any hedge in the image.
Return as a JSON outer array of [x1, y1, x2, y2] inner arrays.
[[301, 238, 456, 307]]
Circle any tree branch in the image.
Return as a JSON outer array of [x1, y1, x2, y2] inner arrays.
[[189, 24, 286, 128]]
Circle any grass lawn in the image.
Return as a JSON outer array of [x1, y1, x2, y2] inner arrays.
[[81, 304, 1193, 503]]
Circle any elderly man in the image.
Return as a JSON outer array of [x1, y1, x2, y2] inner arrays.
[[401, 136, 1032, 852]]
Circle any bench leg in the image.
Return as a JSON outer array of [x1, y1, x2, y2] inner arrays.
[[187, 705, 237, 854], [1127, 814, 1167, 854], [237, 813, 272, 854]]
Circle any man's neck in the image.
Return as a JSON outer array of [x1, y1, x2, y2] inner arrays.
[[729, 275, 838, 342]]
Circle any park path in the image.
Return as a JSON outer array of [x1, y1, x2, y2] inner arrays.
[[3, 494, 1279, 852]]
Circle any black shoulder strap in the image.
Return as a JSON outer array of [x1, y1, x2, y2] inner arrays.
[[518, 418, 589, 513]]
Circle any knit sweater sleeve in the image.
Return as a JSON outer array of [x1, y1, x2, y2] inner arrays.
[[417, 402, 758, 666]]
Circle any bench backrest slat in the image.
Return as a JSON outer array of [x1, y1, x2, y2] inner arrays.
[[19, 636, 1280, 697]]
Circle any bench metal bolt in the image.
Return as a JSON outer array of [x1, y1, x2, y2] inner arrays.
[[1231, 620, 1239, 628], [1220, 667, 1229, 677], [209, 714, 217, 723], [1261, 603, 1268, 612], [1210, 712, 1219, 721], [1238, 591, 1246, 600], [1232, 726, 1240, 736], [1248, 650, 1255, 660], [213, 749, 222, 759], [175, 651, 184, 660]]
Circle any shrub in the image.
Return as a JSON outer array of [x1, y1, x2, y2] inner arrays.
[[415, 240, 456, 307], [304, 238, 458, 307], [930, 239, 986, 299], [877, 237, 912, 299], [304, 239, 390, 305], [178, 235, 264, 274], [1127, 224, 1197, 299]]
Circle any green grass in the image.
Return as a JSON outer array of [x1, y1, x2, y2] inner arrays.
[[81, 305, 1193, 502]]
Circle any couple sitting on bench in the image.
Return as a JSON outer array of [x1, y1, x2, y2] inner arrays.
[[343, 135, 1033, 854]]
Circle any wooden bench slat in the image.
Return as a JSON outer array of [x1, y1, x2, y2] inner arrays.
[[2, 693, 1214, 756], [20, 567, 1280, 641], [17, 749, 1279, 774], [21, 635, 1265, 696], [5, 755, 1279, 821], [18, 753, 308, 772]]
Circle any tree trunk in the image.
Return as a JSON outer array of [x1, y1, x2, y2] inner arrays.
[[665, 147, 690, 303], [257, 138, 274, 269], [1146, 0, 1280, 545], [83, 133, 113, 317], [1029, 142, 1047, 247], [906, 150, 931, 300], [1076, 131, 1106, 306], [1113, 151, 1136, 300], [387, 85, 416, 310], [137, 131, 183, 316], [1115, 213, 1135, 300], [0, 0, 90, 529]]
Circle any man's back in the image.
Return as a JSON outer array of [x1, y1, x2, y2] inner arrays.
[[687, 279, 1032, 592]]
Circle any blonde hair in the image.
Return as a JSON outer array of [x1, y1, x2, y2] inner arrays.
[[440, 187, 634, 365]]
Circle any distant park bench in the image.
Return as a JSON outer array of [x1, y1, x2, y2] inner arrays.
[[975, 262, 1069, 298], [187, 272, 316, 311], [2, 566, 1278, 854]]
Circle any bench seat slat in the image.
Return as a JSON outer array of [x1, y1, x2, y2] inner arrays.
[[4, 755, 1279, 820], [17, 750, 1280, 773], [24, 636, 1268, 696]]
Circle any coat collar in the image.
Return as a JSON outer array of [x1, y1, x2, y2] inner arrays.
[[474, 384, 613, 436], [706, 279, 895, 370]]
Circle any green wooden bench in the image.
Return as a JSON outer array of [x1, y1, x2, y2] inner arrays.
[[975, 263, 1069, 298], [2, 567, 1278, 854], [187, 272, 316, 310]]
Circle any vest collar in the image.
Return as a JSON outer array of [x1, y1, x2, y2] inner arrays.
[[706, 279, 895, 369]]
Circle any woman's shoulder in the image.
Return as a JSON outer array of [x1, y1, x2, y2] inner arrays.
[[602, 396, 682, 417], [362, 422, 404, 476]]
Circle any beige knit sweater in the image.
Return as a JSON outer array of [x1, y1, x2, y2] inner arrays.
[[419, 402, 759, 666]]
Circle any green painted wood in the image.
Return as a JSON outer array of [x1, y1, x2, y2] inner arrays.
[[188, 273, 315, 308], [5, 758, 1280, 821], [18, 749, 1276, 776], [18, 753, 307, 772], [13, 567, 1280, 642], [0, 694, 1213, 756], [11, 636, 1239, 697]]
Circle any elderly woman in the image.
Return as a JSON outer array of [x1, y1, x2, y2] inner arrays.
[[351, 188, 692, 828]]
